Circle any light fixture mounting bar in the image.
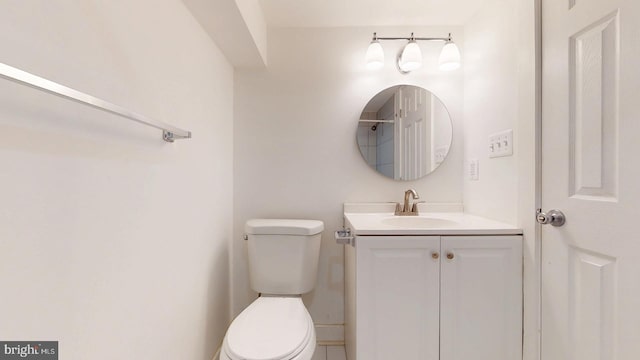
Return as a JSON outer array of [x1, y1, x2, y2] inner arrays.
[[376, 36, 450, 41], [373, 33, 453, 42]]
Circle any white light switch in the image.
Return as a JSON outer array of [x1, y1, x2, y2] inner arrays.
[[488, 129, 513, 158], [468, 159, 479, 181]]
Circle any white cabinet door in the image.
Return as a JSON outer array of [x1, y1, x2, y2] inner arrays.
[[356, 236, 440, 360], [440, 236, 522, 360]]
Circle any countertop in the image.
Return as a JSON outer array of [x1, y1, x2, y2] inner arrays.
[[344, 203, 523, 236]]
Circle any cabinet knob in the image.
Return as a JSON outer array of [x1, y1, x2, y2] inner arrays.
[[431, 252, 439, 259], [446, 252, 455, 260]]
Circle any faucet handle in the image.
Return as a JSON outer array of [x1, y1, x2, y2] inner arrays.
[[394, 203, 403, 215], [411, 201, 425, 214]]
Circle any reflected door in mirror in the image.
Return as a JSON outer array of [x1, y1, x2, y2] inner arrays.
[[358, 85, 452, 181]]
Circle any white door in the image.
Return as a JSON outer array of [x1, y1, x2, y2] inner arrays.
[[541, 0, 640, 359], [356, 236, 439, 360], [440, 236, 522, 360]]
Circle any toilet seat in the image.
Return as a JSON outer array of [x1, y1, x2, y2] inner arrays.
[[222, 297, 315, 360]]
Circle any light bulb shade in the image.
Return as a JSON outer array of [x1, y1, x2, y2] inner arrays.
[[439, 41, 461, 71], [365, 40, 385, 70], [399, 41, 422, 72]]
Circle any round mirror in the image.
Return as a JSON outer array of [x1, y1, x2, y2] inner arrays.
[[357, 85, 453, 181]]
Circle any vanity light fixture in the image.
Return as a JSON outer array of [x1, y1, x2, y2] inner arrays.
[[365, 32, 461, 73], [439, 40, 462, 71], [365, 34, 385, 70], [399, 39, 422, 72]]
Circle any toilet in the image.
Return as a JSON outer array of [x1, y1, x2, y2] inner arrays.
[[220, 219, 324, 360]]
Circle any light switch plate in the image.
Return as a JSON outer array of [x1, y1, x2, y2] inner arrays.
[[434, 146, 448, 165], [488, 129, 513, 158]]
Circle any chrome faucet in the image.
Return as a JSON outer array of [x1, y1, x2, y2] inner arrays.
[[395, 189, 420, 216]]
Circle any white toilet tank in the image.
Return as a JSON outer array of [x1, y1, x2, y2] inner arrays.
[[245, 219, 324, 295]]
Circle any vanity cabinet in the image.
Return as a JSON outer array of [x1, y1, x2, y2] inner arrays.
[[346, 235, 522, 360]]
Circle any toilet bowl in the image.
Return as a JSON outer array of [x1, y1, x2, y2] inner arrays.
[[220, 297, 316, 360], [220, 219, 323, 360]]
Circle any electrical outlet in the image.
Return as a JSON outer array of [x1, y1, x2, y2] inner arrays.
[[468, 159, 479, 181], [488, 129, 513, 158]]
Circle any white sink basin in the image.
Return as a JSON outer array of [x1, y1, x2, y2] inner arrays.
[[381, 216, 459, 228]]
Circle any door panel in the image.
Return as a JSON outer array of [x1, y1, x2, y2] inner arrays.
[[569, 11, 618, 200], [541, 0, 640, 359]]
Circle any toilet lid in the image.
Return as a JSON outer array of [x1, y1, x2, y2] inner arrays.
[[225, 297, 313, 360]]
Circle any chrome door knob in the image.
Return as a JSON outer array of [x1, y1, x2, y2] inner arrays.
[[536, 209, 566, 227]]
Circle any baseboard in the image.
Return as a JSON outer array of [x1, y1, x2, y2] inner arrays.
[[315, 324, 345, 345]]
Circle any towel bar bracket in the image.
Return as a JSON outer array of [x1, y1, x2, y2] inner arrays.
[[163, 131, 175, 143]]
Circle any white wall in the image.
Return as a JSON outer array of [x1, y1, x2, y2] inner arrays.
[[464, 1, 539, 359], [233, 26, 464, 330], [463, 0, 519, 224], [234, 0, 268, 63], [0, 1, 233, 359], [183, 0, 268, 68]]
